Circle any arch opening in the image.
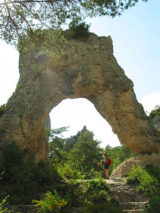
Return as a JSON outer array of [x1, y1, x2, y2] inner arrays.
[[0, 32, 160, 161], [49, 98, 120, 148]]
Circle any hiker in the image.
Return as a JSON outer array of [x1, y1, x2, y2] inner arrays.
[[98, 153, 111, 179]]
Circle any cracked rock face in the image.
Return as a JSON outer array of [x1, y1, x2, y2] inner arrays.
[[0, 33, 160, 161]]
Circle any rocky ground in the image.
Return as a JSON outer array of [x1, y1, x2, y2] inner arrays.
[[110, 153, 160, 179], [107, 177, 149, 213], [70, 177, 149, 213], [8, 177, 149, 213]]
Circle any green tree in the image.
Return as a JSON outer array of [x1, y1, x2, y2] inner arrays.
[[65, 126, 88, 152], [68, 130, 103, 177], [49, 127, 69, 164], [104, 145, 137, 171], [0, 0, 148, 46], [49, 137, 68, 165]]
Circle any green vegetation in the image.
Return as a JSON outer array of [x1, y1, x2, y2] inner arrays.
[[104, 145, 137, 174], [64, 19, 90, 40], [33, 190, 67, 213], [33, 179, 122, 213], [149, 105, 160, 118], [127, 165, 160, 195], [127, 165, 160, 213], [149, 105, 160, 131], [0, 0, 148, 48], [0, 196, 14, 213], [0, 126, 146, 212], [0, 142, 61, 204], [144, 193, 160, 213], [0, 104, 6, 118]]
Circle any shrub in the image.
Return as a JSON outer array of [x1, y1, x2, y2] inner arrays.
[[65, 19, 90, 40], [0, 196, 9, 213], [144, 193, 160, 213], [81, 180, 122, 213], [57, 163, 84, 180], [33, 179, 122, 213], [0, 142, 62, 204], [127, 165, 160, 195], [86, 200, 122, 213], [85, 168, 104, 179], [33, 190, 67, 213], [149, 106, 160, 118]]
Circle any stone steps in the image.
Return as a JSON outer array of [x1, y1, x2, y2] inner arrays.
[[123, 209, 145, 213], [106, 178, 149, 213], [121, 201, 148, 209], [121, 201, 148, 213]]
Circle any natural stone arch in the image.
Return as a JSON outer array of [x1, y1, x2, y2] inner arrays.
[[0, 33, 160, 161]]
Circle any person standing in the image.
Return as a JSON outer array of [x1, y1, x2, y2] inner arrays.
[[102, 153, 110, 179]]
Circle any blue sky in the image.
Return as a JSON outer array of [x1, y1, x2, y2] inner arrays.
[[0, 0, 160, 148], [88, 0, 160, 99]]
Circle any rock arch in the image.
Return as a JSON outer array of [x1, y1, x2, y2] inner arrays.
[[0, 33, 160, 161]]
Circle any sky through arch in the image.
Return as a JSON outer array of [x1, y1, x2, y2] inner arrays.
[[50, 98, 120, 148]]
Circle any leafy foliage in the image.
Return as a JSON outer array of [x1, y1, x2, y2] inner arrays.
[[33, 190, 67, 213], [57, 163, 84, 180], [144, 193, 160, 213], [0, 196, 14, 213], [18, 29, 66, 56], [65, 126, 88, 152], [0, 142, 61, 204], [68, 131, 103, 178], [34, 179, 122, 213], [49, 137, 68, 164], [104, 145, 137, 173], [149, 105, 160, 118], [0, 126, 146, 211], [66, 19, 90, 39], [127, 165, 160, 195], [0, 0, 148, 47]]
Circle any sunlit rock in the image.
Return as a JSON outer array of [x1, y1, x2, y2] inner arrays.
[[0, 32, 160, 161]]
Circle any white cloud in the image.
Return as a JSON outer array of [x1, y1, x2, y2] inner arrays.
[[140, 92, 160, 114], [0, 41, 19, 105]]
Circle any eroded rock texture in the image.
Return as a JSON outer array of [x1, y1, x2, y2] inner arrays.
[[0, 33, 160, 161]]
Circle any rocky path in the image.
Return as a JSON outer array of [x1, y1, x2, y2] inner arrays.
[[8, 178, 149, 213], [106, 178, 149, 213]]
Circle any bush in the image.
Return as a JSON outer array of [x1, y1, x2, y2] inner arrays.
[[0, 142, 62, 204], [85, 168, 104, 180], [57, 163, 84, 180], [33, 190, 67, 213], [65, 19, 90, 40], [127, 165, 160, 195], [86, 199, 122, 213], [145, 193, 160, 213], [81, 180, 122, 213], [0, 196, 10, 213]]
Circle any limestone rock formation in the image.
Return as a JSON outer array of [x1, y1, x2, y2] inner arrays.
[[110, 153, 160, 179], [151, 115, 160, 131], [0, 32, 160, 161]]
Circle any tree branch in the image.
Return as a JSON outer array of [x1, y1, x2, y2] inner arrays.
[[11, 1, 34, 34], [0, 0, 63, 6], [4, 0, 19, 33]]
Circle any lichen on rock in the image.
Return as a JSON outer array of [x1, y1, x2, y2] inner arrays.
[[0, 32, 160, 161]]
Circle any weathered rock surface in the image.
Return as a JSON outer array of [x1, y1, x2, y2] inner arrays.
[[106, 178, 149, 213], [110, 153, 160, 179], [151, 114, 160, 131], [0, 32, 160, 161]]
